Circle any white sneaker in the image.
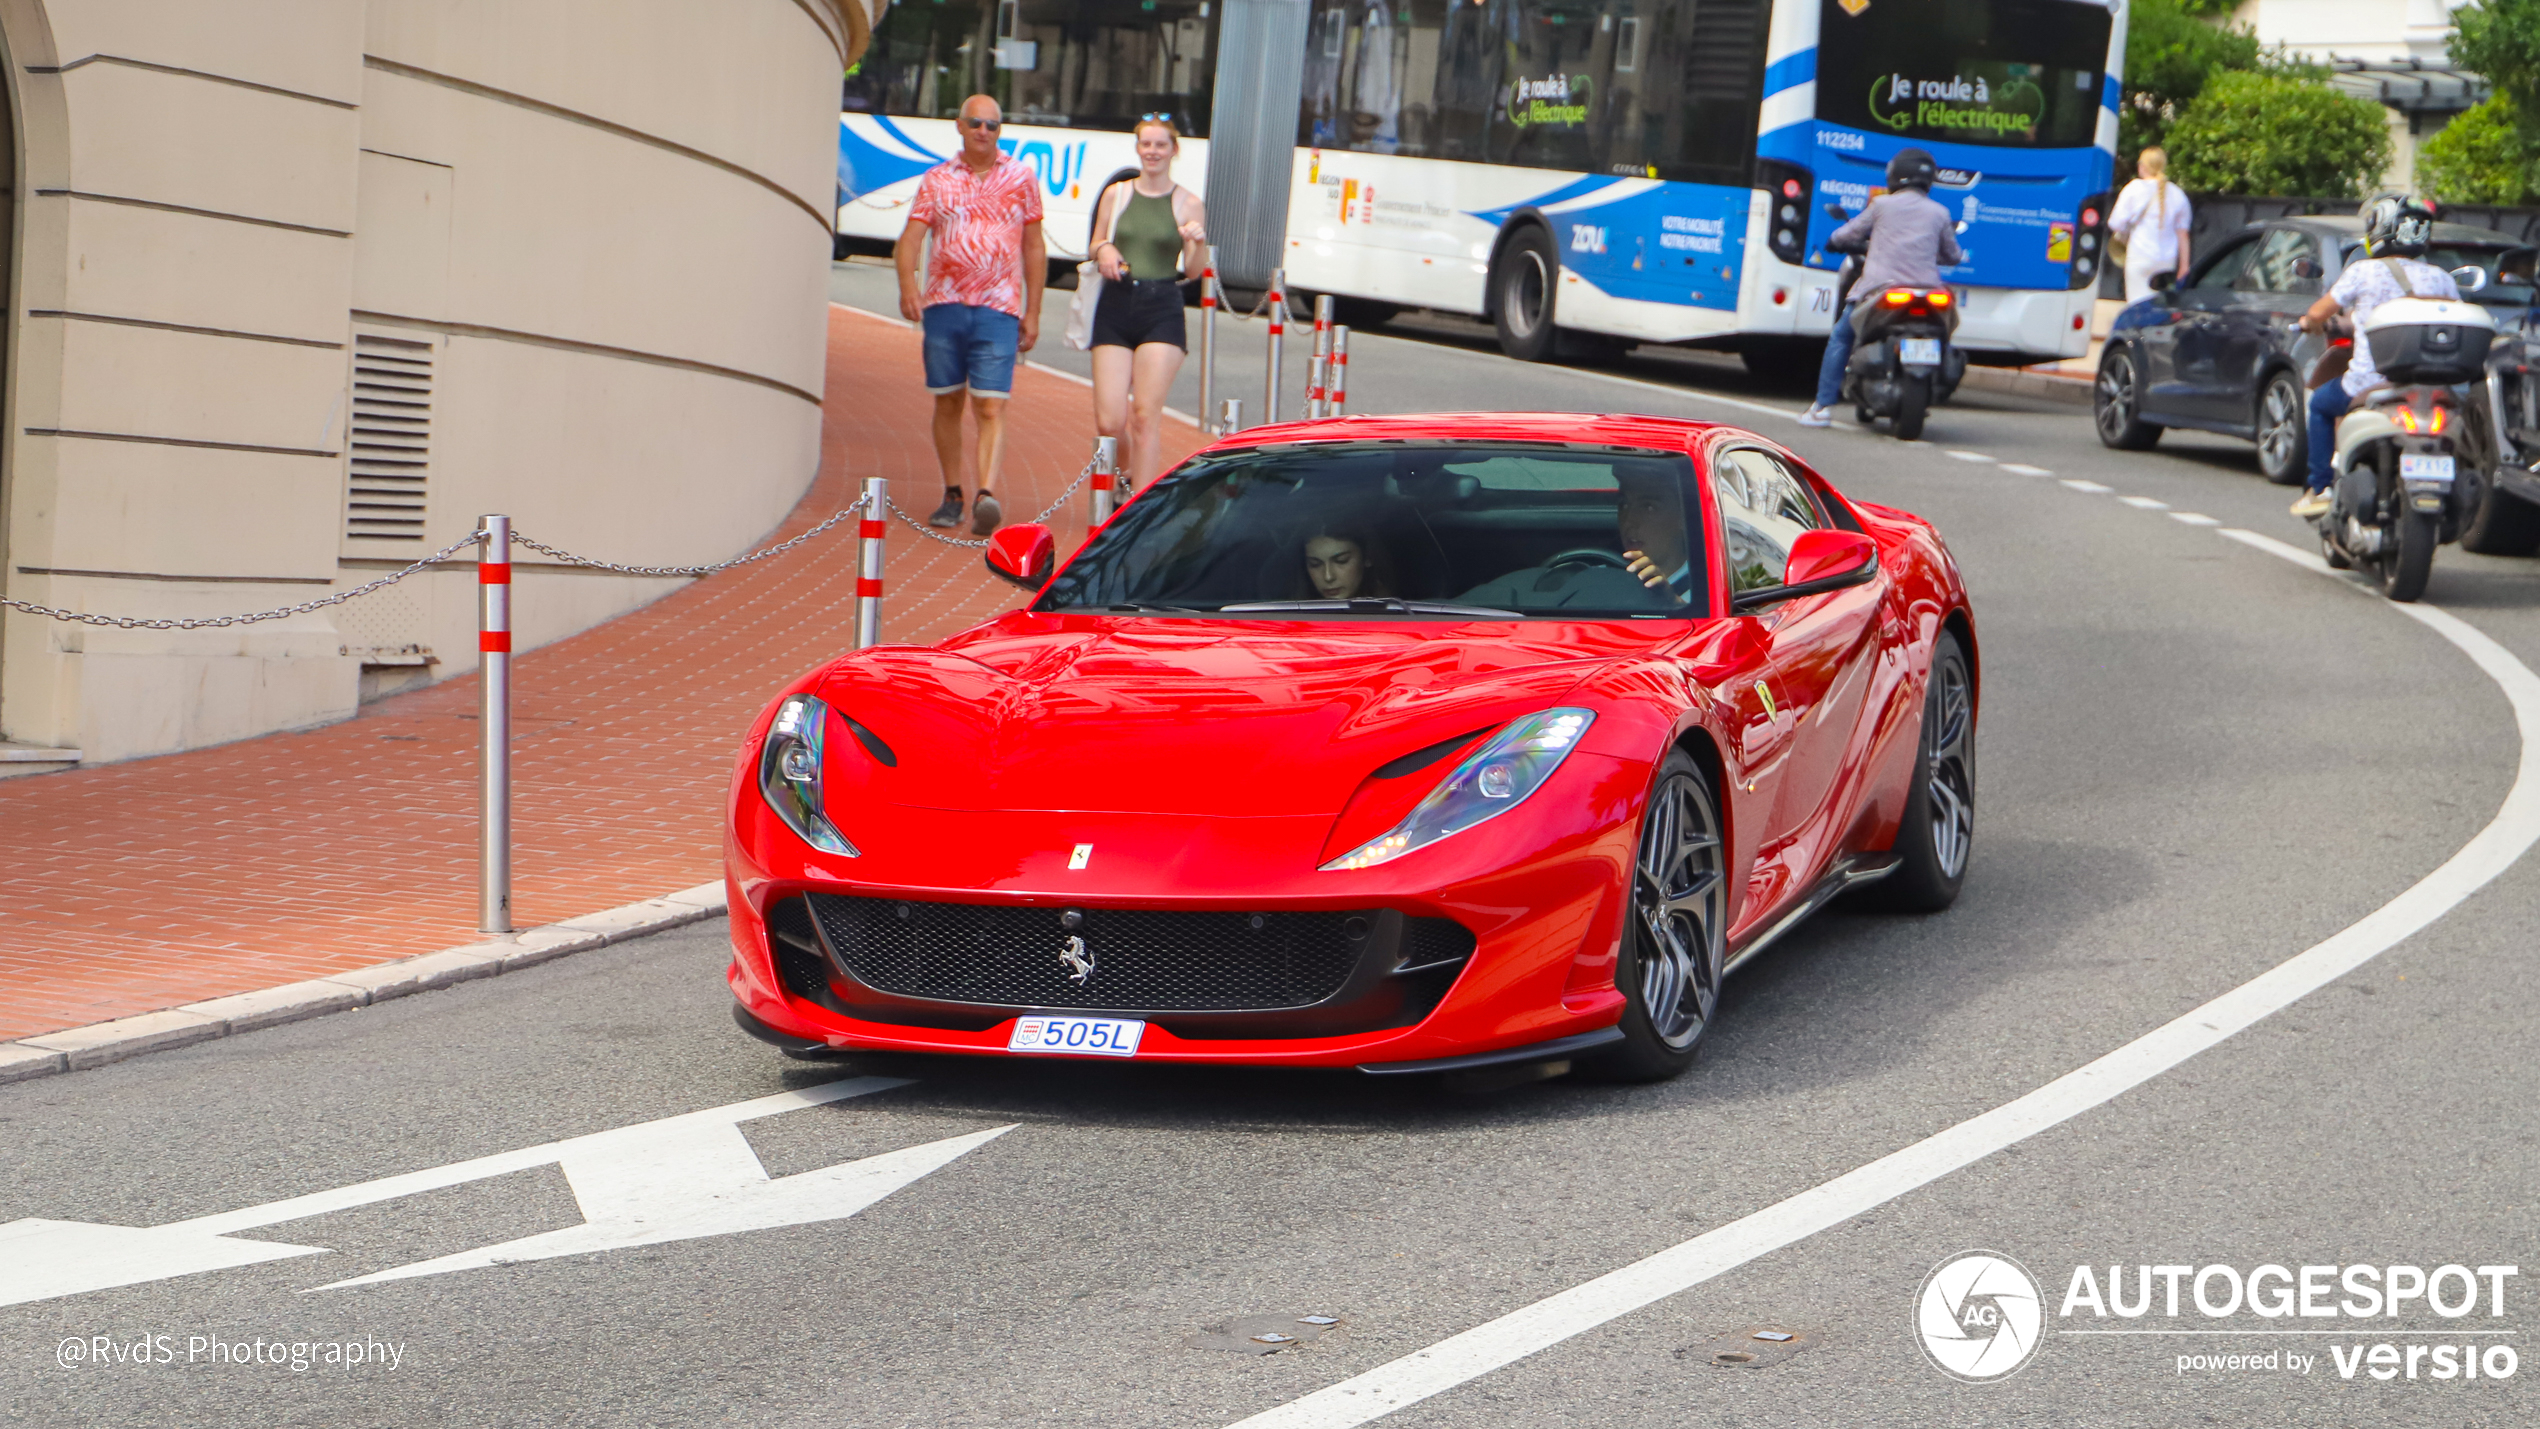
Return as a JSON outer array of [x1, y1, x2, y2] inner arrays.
[[1797, 405, 1833, 428], [2289, 488, 2333, 519]]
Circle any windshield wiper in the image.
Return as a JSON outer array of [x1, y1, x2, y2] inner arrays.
[[1101, 602, 1209, 616], [1215, 597, 1522, 619]]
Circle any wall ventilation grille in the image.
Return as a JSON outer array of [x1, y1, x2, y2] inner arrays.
[[343, 332, 432, 544]]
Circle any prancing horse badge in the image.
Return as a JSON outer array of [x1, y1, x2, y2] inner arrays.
[[1059, 935, 1095, 984]]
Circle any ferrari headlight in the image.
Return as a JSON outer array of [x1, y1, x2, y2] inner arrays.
[[759, 694, 858, 856], [1321, 709, 1595, 871]]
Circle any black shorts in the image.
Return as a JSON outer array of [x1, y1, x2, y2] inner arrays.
[[1091, 278, 1188, 351]]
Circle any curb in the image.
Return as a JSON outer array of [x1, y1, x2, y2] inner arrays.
[[1961, 365, 2092, 408], [0, 882, 729, 1086]]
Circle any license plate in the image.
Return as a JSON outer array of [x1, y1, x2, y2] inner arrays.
[[1898, 338, 1943, 366], [2399, 454, 2456, 483], [1007, 1015, 1145, 1057]]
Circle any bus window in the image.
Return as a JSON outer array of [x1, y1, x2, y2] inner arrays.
[[845, 0, 1216, 135], [1298, 0, 1763, 181], [1814, 0, 2110, 150]]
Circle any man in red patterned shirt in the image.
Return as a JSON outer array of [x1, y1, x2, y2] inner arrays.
[[896, 94, 1046, 535]]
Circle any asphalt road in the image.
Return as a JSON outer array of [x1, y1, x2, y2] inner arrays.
[[4, 269, 2536, 1427]]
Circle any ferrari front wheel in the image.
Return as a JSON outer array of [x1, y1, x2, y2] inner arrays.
[[1589, 751, 1726, 1083]]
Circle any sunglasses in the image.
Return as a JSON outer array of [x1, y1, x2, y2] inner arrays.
[[961, 116, 1002, 131], [1140, 112, 1174, 122]]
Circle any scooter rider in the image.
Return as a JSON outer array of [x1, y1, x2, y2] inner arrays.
[[2290, 196, 2457, 518], [1800, 148, 1963, 428]]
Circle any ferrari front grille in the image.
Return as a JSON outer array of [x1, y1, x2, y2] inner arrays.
[[801, 894, 1466, 1013]]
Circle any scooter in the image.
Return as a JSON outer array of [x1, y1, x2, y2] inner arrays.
[[1827, 223, 1970, 442], [2314, 298, 2500, 601]]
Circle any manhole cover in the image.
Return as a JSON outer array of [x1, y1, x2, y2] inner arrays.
[[1682, 1325, 1816, 1369], [1184, 1313, 1347, 1355]]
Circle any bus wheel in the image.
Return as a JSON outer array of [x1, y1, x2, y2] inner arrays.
[[1492, 227, 1561, 363]]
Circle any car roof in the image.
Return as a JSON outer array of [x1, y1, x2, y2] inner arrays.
[[2267, 214, 2527, 247], [1204, 411, 1727, 454]]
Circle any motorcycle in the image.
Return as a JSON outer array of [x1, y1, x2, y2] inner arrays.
[[1827, 218, 1970, 442], [2313, 298, 2500, 602]]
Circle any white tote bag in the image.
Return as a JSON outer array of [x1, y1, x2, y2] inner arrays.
[[1062, 188, 1124, 352]]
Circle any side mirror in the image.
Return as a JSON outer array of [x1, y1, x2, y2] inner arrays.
[[2292, 258, 2323, 280], [2451, 265, 2490, 293], [983, 523, 1055, 590], [2148, 270, 2177, 293], [1732, 530, 1879, 613]]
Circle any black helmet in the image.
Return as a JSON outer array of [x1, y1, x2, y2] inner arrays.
[[1885, 148, 1938, 191], [2361, 194, 2436, 258]]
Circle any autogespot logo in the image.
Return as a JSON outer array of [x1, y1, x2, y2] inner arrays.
[[1918, 1250, 2046, 1382]]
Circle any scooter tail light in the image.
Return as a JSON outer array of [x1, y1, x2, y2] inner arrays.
[[1926, 289, 1953, 308], [1882, 289, 1912, 306], [2430, 404, 2448, 434]]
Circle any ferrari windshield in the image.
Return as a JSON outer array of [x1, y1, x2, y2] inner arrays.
[[1035, 441, 1710, 618]]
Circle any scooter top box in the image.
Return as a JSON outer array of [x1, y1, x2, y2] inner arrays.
[[2361, 297, 2496, 386]]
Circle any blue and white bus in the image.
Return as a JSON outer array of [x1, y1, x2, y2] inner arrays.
[[839, 0, 2124, 370]]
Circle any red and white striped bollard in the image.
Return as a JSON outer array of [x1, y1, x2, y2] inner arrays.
[[854, 478, 886, 649]]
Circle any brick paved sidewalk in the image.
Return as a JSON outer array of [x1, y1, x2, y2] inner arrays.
[[0, 306, 1204, 1040]]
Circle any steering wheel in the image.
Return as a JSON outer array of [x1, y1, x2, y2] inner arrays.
[[1546, 547, 1630, 571]]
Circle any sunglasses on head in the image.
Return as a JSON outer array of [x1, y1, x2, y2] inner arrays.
[[962, 116, 1001, 130]]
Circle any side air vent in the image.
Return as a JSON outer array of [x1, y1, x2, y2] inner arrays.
[[343, 332, 433, 544]]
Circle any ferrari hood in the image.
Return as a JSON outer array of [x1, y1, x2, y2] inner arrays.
[[810, 618, 1670, 817]]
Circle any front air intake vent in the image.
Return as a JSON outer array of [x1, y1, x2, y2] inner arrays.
[[343, 332, 433, 543]]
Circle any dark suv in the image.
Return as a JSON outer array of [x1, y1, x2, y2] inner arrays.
[[2093, 216, 2537, 484]]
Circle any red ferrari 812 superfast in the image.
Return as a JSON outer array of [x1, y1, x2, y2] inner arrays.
[[726, 413, 1975, 1081]]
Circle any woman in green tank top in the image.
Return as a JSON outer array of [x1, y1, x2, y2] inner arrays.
[[1090, 118, 1208, 495]]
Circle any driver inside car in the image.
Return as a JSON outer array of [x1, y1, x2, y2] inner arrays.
[[1456, 466, 1694, 609]]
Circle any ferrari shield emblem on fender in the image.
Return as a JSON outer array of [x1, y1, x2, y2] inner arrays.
[[1059, 935, 1096, 984], [1068, 843, 1093, 870], [1838, 0, 1869, 14]]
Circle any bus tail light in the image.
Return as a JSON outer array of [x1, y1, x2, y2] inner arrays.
[[2071, 190, 2113, 291], [1755, 159, 1814, 267]]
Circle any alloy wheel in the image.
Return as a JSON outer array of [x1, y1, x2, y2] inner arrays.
[[1631, 772, 1725, 1049], [1925, 654, 1974, 880], [2094, 356, 2136, 443], [2257, 377, 2303, 481]]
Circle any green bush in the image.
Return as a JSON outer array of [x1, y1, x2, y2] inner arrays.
[[2120, 0, 2263, 157], [2419, 96, 2540, 204], [2450, 0, 2540, 122], [2165, 71, 2394, 198]]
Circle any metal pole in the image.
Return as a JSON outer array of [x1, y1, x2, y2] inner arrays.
[[1264, 267, 1286, 425], [1199, 246, 1219, 434], [1329, 325, 1350, 416], [854, 478, 886, 649], [1091, 435, 1119, 525], [1220, 397, 1244, 434], [1307, 295, 1334, 419], [477, 514, 512, 935]]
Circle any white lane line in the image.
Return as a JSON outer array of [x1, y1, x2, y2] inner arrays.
[[2000, 463, 2054, 476], [2059, 478, 2113, 493], [2120, 495, 2170, 510], [1945, 450, 1995, 463], [1230, 533, 2540, 1429], [2170, 512, 2221, 526]]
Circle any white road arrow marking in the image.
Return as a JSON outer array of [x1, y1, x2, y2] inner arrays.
[[310, 1122, 1011, 1290], [0, 1218, 327, 1309], [0, 1076, 1007, 1307]]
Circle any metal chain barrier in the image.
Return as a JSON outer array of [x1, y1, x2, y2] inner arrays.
[[0, 532, 481, 630], [510, 503, 869, 577], [882, 455, 1103, 549]]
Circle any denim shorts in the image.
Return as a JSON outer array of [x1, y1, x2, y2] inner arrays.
[[921, 303, 1020, 397]]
